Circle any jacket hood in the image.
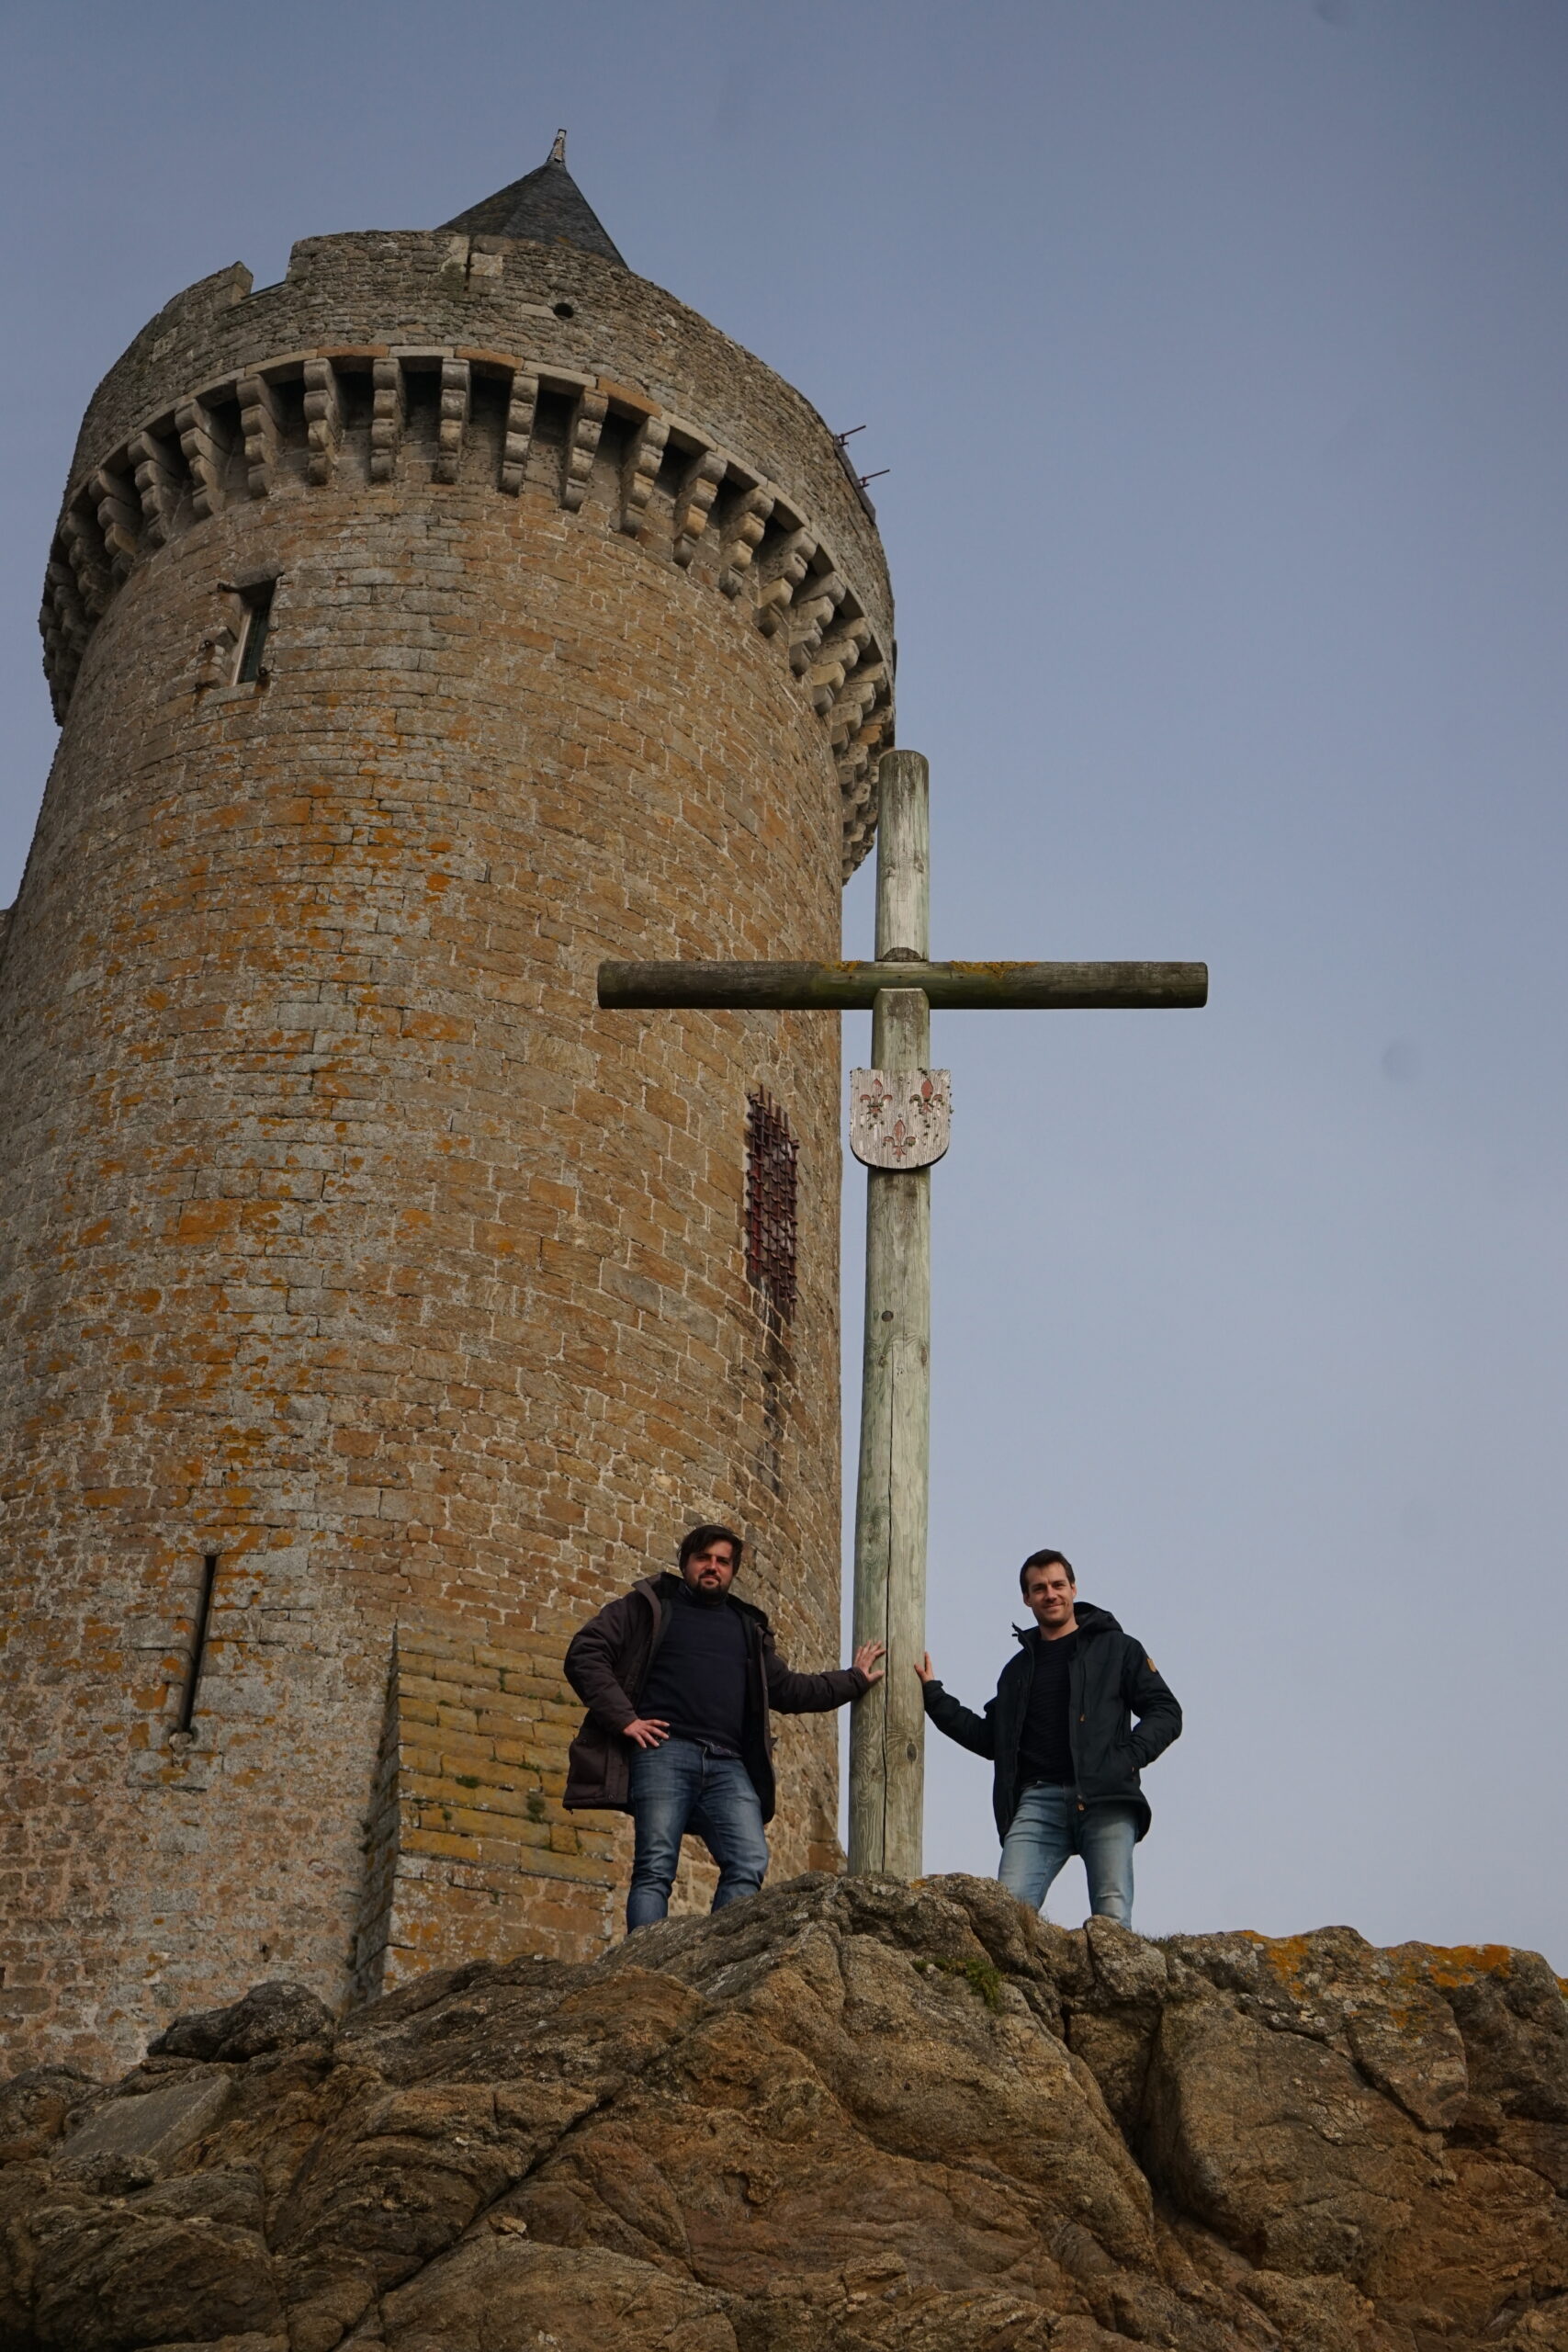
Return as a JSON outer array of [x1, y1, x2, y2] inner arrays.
[[1011, 1600, 1123, 1647], [650, 1570, 770, 1630]]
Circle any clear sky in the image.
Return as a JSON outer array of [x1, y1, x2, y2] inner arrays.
[[3, 1, 1565, 1963]]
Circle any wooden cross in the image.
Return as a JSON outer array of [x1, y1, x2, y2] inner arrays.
[[598, 750, 1207, 1877]]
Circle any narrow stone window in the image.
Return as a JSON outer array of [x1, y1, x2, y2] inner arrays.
[[233, 581, 275, 684], [745, 1089, 798, 1321], [175, 1553, 220, 1736]]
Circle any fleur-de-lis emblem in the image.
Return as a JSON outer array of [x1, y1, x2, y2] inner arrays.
[[848, 1069, 952, 1169]]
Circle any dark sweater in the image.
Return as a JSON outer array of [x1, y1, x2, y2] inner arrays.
[[1017, 1628, 1077, 1785], [635, 1583, 750, 1754]]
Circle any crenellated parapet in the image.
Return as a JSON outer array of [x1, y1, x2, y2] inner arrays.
[[40, 233, 895, 874]]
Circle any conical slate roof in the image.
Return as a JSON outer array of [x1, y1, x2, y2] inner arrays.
[[440, 130, 626, 266]]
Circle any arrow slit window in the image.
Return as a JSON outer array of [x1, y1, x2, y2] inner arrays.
[[745, 1090, 798, 1321], [233, 580, 274, 683]]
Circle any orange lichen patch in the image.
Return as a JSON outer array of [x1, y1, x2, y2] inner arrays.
[[1417, 1944, 1517, 1991], [1247, 1928, 1529, 2029], [174, 1201, 241, 1242], [1254, 1934, 1319, 1991]]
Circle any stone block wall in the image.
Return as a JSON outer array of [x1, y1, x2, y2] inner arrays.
[[0, 217, 891, 2072], [352, 1619, 737, 1999], [354, 1621, 624, 1995]]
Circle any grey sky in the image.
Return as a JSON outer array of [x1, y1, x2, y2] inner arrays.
[[3, 1, 1565, 1962]]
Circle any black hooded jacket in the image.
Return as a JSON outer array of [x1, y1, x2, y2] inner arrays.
[[921, 1601, 1181, 1843]]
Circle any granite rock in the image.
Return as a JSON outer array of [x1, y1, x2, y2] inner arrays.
[[1, 1875, 1563, 2352], [148, 1984, 337, 2066]]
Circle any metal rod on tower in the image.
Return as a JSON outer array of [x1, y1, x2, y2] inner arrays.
[[847, 750, 932, 1877]]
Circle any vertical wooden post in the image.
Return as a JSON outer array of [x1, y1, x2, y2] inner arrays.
[[848, 751, 931, 1876]]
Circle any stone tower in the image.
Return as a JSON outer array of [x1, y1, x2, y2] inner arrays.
[[0, 143, 893, 2071]]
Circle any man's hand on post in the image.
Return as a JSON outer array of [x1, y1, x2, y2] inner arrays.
[[914, 1652, 935, 1683], [622, 1717, 670, 1749], [852, 1641, 886, 1685]]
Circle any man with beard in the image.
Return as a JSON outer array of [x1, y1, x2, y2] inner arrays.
[[565, 1524, 885, 1929], [918, 1548, 1181, 1928]]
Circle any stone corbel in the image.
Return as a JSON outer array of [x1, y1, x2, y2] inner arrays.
[[44, 555, 90, 651], [60, 506, 113, 619], [840, 778, 878, 878], [39, 590, 79, 716], [128, 429, 182, 548], [754, 527, 818, 639], [671, 447, 728, 566], [90, 466, 141, 580], [717, 484, 774, 596], [434, 359, 471, 485], [369, 359, 404, 485], [829, 661, 888, 751], [41, 560, 89, 714], [175, 397, 225, 520], [788, 570, 846, 674], [838, 696, 892, 807], [237, 373, 282, 498], [619, 414, 670, 537], [39, 586, 68, 676], [561, 390, 607, 513], [809, 616, 873, 713], [303, 360, 344, 487], [500, 365, 539, 494]]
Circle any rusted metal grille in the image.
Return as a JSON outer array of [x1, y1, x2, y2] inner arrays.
[[745, 1089, 798, 1320]]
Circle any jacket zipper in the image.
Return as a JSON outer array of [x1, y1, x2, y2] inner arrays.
[[1004, 1636, 1036, 1822], [1069, 1637, 1085, 1812], [629, 1582, 672, 1707]]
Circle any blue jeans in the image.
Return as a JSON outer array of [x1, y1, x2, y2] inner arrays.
[[998, 1783, 1138, 1927], [626, 1737, 771, 1930]]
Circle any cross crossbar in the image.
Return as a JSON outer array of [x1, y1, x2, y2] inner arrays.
[[597, 958, 1207, 1012]]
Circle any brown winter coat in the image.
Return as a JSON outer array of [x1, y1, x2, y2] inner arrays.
[[563, 1573, 866, 1822]]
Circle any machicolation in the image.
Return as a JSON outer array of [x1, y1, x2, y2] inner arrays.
[[41, 228, 893, 873]]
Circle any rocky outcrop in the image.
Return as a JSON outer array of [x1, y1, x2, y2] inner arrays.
[[145, 1983, 338, 2068], [2, 1874, 1565, 2351]]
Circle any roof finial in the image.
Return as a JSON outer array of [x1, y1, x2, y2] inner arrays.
[[438, 132, 626, 266]]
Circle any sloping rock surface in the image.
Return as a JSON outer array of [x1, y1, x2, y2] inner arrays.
[[2, 1874, 1566, 2351]]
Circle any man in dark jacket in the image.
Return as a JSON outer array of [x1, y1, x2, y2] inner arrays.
[[565, 1523, 885, 1930], [918, 1547, 1180, 1928]]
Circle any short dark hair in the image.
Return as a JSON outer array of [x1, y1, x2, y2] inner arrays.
[[680, 1522, 744, 1572], [1020, 1548, 1074, 1594]]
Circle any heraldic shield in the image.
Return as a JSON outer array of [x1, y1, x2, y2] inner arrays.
[[849, 1069, 953, 1169]]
